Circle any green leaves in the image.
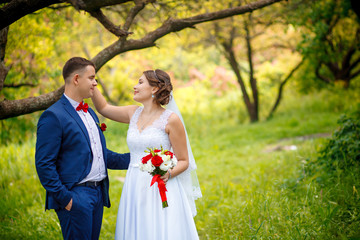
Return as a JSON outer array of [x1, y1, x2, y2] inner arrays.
[[317, 111, 360, 172], [286, 0, 360, 89]]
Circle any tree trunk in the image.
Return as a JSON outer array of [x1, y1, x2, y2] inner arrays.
[[244, 19, 259, 122], [222, 40, 256, 123], [335, 79, 351, 89], [0, 27, 10, 92], [248, 104, 258, 123]]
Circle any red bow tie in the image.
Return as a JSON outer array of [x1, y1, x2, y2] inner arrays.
[[76, 102, 88, 113]]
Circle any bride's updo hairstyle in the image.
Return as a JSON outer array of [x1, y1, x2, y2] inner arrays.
[[143, 69, 173, 105]]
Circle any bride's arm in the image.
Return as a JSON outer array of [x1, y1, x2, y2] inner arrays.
[[92, 87, 137, 124], [162, 113, 189, 180]]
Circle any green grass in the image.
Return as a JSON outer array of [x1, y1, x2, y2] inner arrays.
[[0, 88, 359, 239]]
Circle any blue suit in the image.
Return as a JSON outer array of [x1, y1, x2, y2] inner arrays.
[[35, 95, 129, 239]]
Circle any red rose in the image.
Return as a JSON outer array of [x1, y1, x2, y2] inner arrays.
[[164, 151, 173, 158], [142, 153, 152, 164], [154, 149, 161, 153], [100, 123, 107, 132], [151, 155, 163, 167]]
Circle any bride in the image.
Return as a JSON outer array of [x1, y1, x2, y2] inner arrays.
[[91, 69, 202, 239]]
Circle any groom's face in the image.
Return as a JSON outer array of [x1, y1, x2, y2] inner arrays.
[[76, 65, 97, 99]]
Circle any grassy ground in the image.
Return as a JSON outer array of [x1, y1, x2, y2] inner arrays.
[[0, 89, 359, 239]]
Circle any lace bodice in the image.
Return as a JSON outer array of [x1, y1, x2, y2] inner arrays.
[[127, 106, 173, 167]]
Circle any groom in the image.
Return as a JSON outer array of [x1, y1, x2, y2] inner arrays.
[[35, 57, 130, 240]]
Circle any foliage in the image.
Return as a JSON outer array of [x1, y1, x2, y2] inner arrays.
[[181, 0, 304, 122], [1, 87, 360, 239], [3, 8, 71, 100], [0, 140, 62, 239], [316, 111, 360, 173], [287, 0, 360, 90], [0, 113, 39, 145], [290, 109, 360, 239]]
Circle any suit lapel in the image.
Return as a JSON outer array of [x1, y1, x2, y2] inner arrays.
[[60, 95, 91, 148]]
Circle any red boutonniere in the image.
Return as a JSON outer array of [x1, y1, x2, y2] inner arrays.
[[97, 122, 107, 132]]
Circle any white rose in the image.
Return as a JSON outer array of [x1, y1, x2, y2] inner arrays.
[[159, 154, 170, 162], [141, 161, 155, 173], [160, 160, 172, 171], [139, 163, 146, 172]]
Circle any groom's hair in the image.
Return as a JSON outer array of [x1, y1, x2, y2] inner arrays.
[[62, 57, 95, 83]]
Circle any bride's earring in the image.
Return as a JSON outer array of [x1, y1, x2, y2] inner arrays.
[[152, 94, 154, 98]]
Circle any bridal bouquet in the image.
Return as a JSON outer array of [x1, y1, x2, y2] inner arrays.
[[140, 146, 177, 208]]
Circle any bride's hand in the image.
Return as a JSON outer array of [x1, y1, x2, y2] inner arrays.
[[160, 171, 171, 183]]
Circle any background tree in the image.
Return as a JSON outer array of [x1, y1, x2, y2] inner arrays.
[[0, 0, 283, 120], [192, 0, 303, 122], [287, 0, 360, 90]]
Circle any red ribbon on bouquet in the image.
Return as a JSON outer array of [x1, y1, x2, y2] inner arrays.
[[150, 174, 168, 208]]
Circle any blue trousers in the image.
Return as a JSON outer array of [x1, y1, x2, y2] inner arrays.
[[56, 185, 104, 240]]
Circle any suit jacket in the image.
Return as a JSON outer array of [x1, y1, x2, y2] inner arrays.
[[35, 95, 130, 210]]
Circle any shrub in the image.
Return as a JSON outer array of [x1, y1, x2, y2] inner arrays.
[[316, 110, 360, 174]]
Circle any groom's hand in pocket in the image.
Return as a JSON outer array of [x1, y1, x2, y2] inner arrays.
[[65, 198, 73, 211]]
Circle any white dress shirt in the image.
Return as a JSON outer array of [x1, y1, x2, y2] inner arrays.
[[64, 94, 106, 183]]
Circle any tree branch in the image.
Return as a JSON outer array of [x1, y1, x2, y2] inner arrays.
[[0, 0, 132, 30], [220, 31, 255, 122], [347, 27, 360, 72], [0, 0, 60, 30], [0, 62, 10, 93], [3, 83, 37, 88], [350, 68, 360, 79], [47, 4, 71, 10], [0, 0, 284, 119], [315, 63, 331, 84], [267, 58, 305, 119], [342, 46, 356, 71], [92, 0, 284, 69], [244, 15, 259, 122], [349, 56, 360, 72], [82, 45, 117, 105], [0, 26, 8, 61], [123, 0, 146, 32], [0, 86, 64, 120], [88, 9, 131, 37], [256, 43, 297, 52], [66, 0, 132, 11], [325, 61, 340, 77]]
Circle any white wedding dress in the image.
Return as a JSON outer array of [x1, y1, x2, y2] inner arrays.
[[114, 106, 199, 240]]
